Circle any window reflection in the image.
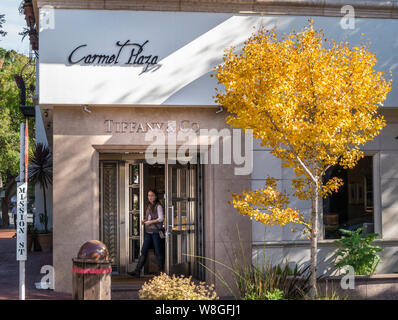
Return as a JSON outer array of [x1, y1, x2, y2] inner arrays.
[[129, 188, 139, 211], [129, 165, 139, 185], [323, 156, 374, 239]]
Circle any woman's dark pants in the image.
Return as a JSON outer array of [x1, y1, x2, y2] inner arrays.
[[138, 232, 164, 272]]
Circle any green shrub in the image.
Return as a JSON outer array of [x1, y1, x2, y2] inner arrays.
[[138, 273, 218, 300], [265, 288, 284, 300], [334, 228, 382, 275]]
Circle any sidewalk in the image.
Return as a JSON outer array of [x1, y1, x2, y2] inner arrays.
[[0, 228, 71, 300]]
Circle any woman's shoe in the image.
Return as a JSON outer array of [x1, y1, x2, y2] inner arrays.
[[155, 256, 164, 276], [128, 255, 146, 277], [127, 270, 141, 277]]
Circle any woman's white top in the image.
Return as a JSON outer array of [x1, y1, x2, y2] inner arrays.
[[147, 204, 164, 223]]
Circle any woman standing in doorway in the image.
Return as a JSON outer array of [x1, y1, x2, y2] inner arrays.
[[128, 189, 164, 277]]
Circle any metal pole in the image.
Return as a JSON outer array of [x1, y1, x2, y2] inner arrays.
[[25, 120, 28, 184], [18, 123, 25, 300]]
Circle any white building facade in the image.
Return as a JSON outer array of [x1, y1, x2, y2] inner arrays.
[[30, 0, 398, 294]]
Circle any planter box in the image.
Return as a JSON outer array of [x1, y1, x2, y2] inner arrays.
[[318, 274, 398, 300], [37, 233, 53, 252]]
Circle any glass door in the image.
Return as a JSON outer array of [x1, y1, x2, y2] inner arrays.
[[127, 161, 144, 272], [166, 163, 197, 276]]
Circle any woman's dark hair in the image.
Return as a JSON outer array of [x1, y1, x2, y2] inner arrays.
[[146, 189, 160, 214]]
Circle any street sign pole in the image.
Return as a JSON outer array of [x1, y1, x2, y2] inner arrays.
[[17, 122, 28, 300], [25, 120, 28, 184]]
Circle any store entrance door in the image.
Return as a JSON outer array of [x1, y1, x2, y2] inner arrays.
[[166, 163, 201, 277], [99, 156, 204, 279], [126, 161, 166, 274]]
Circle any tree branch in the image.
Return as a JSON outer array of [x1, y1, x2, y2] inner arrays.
[[261, 108, 317, 183]]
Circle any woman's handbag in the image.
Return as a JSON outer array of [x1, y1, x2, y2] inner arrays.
[[159, 229, 165, 239]]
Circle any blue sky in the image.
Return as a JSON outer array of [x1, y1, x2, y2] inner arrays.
[[0, 0, 30, 55]]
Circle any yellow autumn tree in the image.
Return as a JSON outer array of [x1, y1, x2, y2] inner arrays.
[[214, 21, 391, 297]]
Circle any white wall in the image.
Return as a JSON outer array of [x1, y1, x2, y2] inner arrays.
[[39, 10, 398, 106]]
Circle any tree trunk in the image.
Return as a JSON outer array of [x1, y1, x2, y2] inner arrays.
[[1, 176, 16, 228], [309, 179, 319, 298], [1, 197, 9, 227]]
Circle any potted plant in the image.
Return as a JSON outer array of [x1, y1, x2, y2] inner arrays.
[[334, 227, 382, 275], [28, 143, 52, 252], [27, 223, 38, 253], [37, 213, 52, 251]]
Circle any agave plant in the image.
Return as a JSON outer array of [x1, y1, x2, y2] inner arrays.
[[28, 143, 52, 233]]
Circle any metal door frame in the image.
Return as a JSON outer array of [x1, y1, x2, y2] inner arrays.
[[100, 155, 204, 278], [165, 158, 170, 275], [99, 159, 144, 274], [99, 161, 120, 274], [123, 160, 145, 273], [165, 159, 204, 279]]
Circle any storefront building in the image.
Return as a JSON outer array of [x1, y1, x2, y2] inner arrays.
[[29, 0, 398, 294]]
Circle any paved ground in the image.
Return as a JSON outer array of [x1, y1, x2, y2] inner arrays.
[[0, 228, 223, 300], [0, 228, 71, 300], [0, 228, 145, 300]]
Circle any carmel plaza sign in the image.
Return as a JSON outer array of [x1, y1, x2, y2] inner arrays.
[[68, 40, 159, 72], [105, 119, 200, 134]]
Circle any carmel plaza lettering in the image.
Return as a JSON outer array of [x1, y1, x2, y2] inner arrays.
[[68, 40, 158, 71], [105, 120, 200, 133]]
